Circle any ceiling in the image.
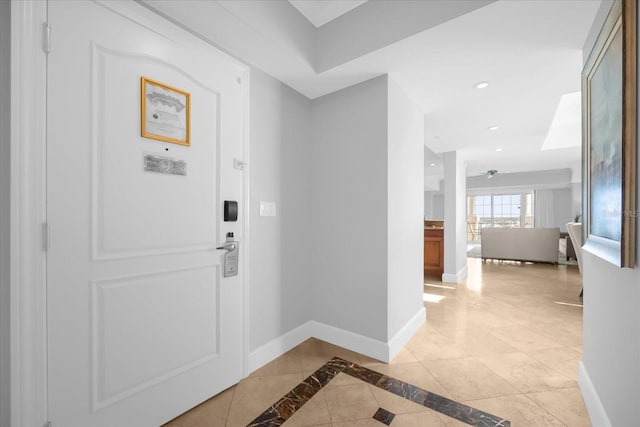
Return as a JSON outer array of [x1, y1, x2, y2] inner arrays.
[[288, 0, 368, 27], [141, 0, 603, 189]]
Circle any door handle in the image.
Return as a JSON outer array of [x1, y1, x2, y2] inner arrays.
[[217, 233, 239, 277], [216, 243, 236, 252]]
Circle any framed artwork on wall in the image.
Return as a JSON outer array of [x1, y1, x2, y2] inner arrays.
[[141, 76, 191, 146], [582, 0, 636, 268]]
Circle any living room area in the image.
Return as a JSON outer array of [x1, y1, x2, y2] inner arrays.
[[425, 168, 582, 267], [420, 170, 588, 425]]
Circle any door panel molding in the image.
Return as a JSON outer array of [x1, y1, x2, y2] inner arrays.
[[90, 43, 222, 260], [91, 265, 221, 410]]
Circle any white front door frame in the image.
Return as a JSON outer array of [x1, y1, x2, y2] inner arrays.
[[10, 1, 48, 426], [9, 2, 251, 425]]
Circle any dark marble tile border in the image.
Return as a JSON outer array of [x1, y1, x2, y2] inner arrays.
[[246, 357, 510, 427], [373, 407, 395, 425], [342, 359, 510, 427], [246, 358, 350, 426]]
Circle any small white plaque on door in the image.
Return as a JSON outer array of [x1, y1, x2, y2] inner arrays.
[[259, 202, 277, 217]]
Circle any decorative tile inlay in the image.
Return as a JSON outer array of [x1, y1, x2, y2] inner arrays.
[[246, 357, 349, 426], [342, 359, 510, 427], [247, 357, 511, 427], [373, 407, 395, 425]]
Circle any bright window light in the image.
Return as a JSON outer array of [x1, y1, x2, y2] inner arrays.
[[423, 293, 445, 303], [554, 301, 583, 308], [541, 91, 581, 150], [425, 283, 456, 290]]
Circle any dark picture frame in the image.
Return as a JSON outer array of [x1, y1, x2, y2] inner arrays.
[[582, 0, 636, 268]]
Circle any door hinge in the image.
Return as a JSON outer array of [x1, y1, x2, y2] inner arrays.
[[43, 23, 51, 54], [42, 222, 49, 252], [234, 158, 247, 170]]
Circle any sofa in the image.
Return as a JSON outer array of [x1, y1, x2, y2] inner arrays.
[[481, 227, 560, 264]]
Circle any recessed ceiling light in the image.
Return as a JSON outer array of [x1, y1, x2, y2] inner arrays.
[[474, 81, 489, 89], [430, 163, 436, 166], [495, 148, 503, 152], [488, 126, 499, 131]]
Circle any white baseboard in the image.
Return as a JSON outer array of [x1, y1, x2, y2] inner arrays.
[[248, 311, 426, 372], [248, 322, 313, 373], [442, 263, 468, 283], [387, 307, 426, 361], [578, 361, 611, 427], [310, 321, 390, 362]]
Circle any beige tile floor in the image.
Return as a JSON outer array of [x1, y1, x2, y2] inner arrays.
[[165, 258, 589, 427]]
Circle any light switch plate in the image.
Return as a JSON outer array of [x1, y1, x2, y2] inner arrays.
[[260, 202, 277, 217]]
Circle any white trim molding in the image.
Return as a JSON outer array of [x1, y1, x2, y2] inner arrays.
[[240, 66, 251, 379], [578, 361, 612, 427], [442, 264, 468, 284], [310, 321, 391, 363], [248, 322, 313, 373], [387, 307, 425, 361], [10, 1, 49, 426], [249, 309, 426, 372]]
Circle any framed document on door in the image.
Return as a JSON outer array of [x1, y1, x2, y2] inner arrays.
[[141, 76, 191, 146]]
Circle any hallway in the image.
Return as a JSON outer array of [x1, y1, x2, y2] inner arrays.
[[164, 258, 587, 426]]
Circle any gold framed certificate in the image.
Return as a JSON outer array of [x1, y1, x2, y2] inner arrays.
[[141, 77, 191, 146]]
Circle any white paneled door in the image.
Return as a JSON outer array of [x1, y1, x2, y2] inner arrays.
[[46, 1, 247, 425]]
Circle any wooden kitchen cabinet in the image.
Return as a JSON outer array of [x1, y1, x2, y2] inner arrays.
[[424, 221, 444, 276]]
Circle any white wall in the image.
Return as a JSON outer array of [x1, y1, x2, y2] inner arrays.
[[443, 151, 467, 282], [311, 75, 389, 341], [217, 0, 315, 65], [579, 2, 640, 426], [424, 191, 444, 220], [387, 77, 424, 339], [582, 251, 640, 427], [0, 1, 10, 424], [249, 68, 312, 351], [424, 191, 432, 218]]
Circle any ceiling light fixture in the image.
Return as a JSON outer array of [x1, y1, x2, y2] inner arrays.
[[495, 148, 503, 152], [488, 126, 499, 131], [430, 163, 436, 166], [474, 81, 489, 89]]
